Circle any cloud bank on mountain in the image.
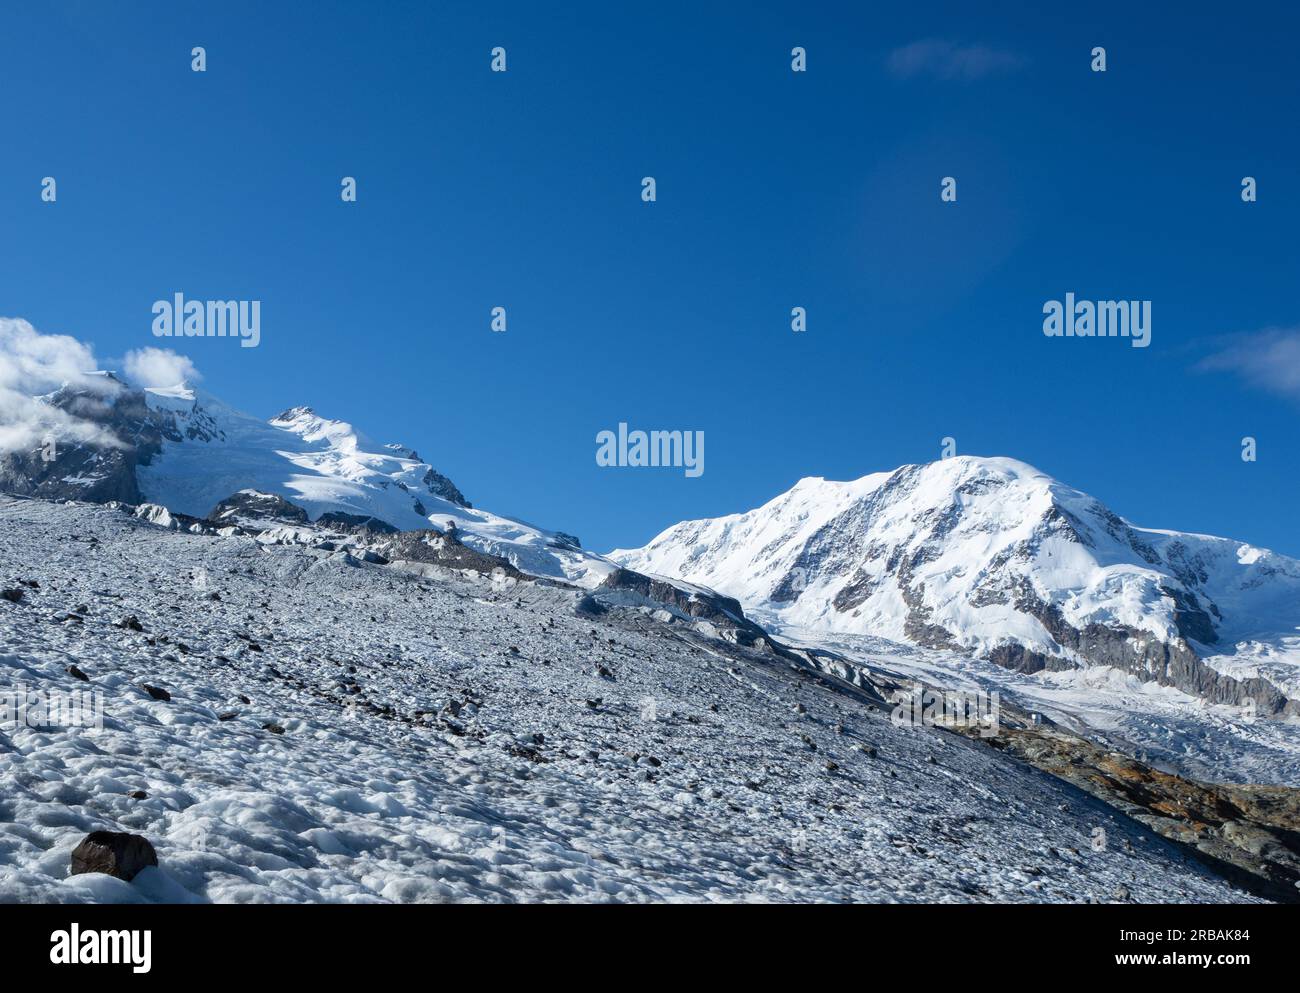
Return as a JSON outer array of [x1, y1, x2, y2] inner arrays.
[[0, 319, 199, 455]]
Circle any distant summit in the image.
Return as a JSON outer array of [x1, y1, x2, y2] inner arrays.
[[613, 455, 1300, 714]]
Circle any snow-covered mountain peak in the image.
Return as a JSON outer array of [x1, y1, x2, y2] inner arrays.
[[614, 455, 1300, 713]]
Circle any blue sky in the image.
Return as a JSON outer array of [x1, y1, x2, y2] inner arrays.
[[2, 1, 1298, 554]]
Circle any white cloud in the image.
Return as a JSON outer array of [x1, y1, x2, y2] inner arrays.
[[0, 317, 103, 393], [0, 317, 124, 455], [886, 39, 1025, 81], [124, 346, 200, 388], [1198, 328, 1300, 399]]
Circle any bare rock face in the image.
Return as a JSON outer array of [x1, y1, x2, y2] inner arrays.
[[420, 466, 471, 509], [208, 490, 310, 526], [70, 831, 158, 881], [368, 528, 524, 579]]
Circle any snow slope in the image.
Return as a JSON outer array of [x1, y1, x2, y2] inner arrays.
[[0, 496, 1256, 903]]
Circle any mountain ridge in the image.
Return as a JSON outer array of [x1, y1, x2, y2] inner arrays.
[[1, 376, 616, 587]]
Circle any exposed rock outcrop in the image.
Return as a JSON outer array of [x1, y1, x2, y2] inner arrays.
[[70, 831, 158, 882]]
